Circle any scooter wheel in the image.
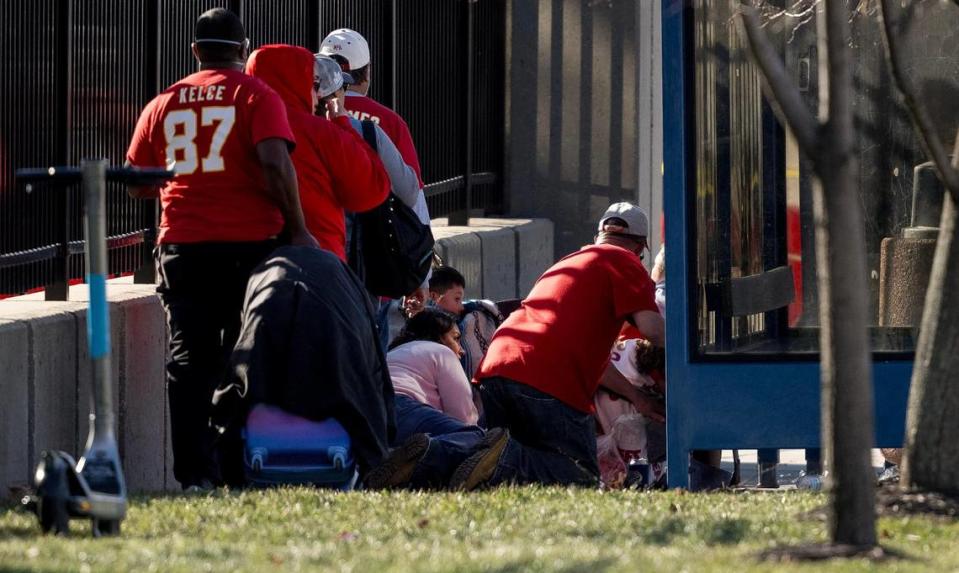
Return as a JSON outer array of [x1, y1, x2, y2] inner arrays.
[[91, 518, 121, 537], [35, 453, 71, 536]]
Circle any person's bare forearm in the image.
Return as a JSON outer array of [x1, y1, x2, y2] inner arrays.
[[256, 139, 305, 234], [123, 161, 160, 199], [599, 363, 665, 422], [632, 310, 666, 347]]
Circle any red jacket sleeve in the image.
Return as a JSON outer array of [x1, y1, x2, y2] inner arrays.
[[325, 115, 390, 213]]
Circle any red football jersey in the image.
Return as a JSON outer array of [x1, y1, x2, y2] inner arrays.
[[343, 93, 423, 187], [126, 68, 295, 244]]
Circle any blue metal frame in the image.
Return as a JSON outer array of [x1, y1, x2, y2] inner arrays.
[[661, 1, 913, 488]]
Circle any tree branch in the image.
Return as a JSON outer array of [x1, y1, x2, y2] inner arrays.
[[877, 0, 959, 202], [737, 3, 820, 154]]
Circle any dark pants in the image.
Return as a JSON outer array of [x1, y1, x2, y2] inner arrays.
[[393, 394, 487, 489], [156, 240, 276, 487], [479, 376, 599, 487]]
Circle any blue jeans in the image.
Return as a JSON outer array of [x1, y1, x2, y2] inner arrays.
[[393, 394, 487, 489], [478, 376, 599, 487]]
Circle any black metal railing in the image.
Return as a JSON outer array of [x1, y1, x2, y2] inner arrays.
[[0, 0, 505, 298]]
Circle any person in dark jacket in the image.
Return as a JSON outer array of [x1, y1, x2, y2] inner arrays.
[[211, 246, 395, 484]]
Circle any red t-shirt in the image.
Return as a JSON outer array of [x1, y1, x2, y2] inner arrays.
[[343, 93, 423, 187], [475, 243, 658, 413], [126, 69, 295, 244]]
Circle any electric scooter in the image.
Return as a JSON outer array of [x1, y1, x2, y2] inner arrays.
[[16, 160, 172, 536]]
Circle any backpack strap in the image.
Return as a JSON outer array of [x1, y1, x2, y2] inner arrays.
[[361, 120, 378, 152]]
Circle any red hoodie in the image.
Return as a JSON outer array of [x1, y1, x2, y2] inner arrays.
[[246, 44, 389, 260]]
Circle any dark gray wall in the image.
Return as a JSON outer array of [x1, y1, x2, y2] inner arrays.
[[504, 0, 661, 260]]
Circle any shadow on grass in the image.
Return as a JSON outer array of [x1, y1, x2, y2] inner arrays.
[[758, 544, 910, 563], [483, 557, 616, 573], [702, 518, 751, 545], [643, 516, 750, 546]]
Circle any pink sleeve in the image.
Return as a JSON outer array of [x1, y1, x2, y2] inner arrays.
[[434, 347, 479, 425]]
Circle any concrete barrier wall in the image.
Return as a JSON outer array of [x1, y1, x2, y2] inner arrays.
[[431, 218, 554, 301], [0, 218, 553, 494], [0, 281, 175, 495]]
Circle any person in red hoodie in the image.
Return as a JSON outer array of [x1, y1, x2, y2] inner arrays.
[[246, 44, 389, 261]]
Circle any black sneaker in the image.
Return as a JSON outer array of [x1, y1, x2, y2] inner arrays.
[[364, 433, 431, 490], [449, 428, 510, 491]]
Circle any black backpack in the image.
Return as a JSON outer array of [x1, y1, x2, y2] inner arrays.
[[350, 120, 435, 298]]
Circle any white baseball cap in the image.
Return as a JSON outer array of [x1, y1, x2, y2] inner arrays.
[[318, 28, 370, 71], [598, 202, 649, 238]]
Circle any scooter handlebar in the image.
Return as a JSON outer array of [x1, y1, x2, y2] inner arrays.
[[15, 166, 174, 186]]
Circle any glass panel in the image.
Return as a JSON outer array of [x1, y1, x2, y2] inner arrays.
[[691, 1, 959, 357]]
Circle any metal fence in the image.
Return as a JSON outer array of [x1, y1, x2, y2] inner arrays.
[[0, 0, 505, 298]]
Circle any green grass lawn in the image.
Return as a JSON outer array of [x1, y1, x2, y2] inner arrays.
[[1, 488, 957, 572]]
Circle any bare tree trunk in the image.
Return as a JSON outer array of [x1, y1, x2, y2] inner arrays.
[[740, 0, 876, 547], [903, 149, 959, 495], [877, 0, 959, 497], [815, 0, 876, 546]]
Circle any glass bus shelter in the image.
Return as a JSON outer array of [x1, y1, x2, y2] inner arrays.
[[661, 1, 958, 487]]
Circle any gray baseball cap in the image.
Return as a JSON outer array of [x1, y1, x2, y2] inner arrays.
[[598, 202, 649, 237], [313, 54, 354, 99]]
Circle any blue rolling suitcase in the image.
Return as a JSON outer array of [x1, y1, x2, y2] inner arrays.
[[242, 403, 358, 489]]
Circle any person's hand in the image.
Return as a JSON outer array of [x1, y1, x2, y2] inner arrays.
[[290, 229, 321, 250], [324, 94, 347, 119], [629, 389, 665, 423], [402, 287, 428, 317]]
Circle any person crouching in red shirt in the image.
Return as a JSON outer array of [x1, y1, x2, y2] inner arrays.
[[454, 202, 665, 489], [245, 44, 389, 261], [125, 9, 319, 490]]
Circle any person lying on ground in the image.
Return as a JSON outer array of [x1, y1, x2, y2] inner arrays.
[[363, 309, 497, 491], [387, 308, 479, 426]]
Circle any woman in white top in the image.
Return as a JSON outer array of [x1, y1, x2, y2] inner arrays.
[[387, 309, 479, 425]]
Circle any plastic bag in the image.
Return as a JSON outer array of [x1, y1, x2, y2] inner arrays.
[[597, 434, 627, 489], [611, 413, 647, 455]]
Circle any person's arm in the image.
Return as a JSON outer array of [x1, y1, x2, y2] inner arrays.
[[434, 347, 480, 425], [390, 116, 423, 188], [255, 137, 318, 248], [124, 160, 161, 199], [125, 102, 162, 199], [631, 310, 665, 347], [598, 363, 665, 422], [373, 124, 420, 208]]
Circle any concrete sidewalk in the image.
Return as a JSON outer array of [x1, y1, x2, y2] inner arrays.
[[721, 449, 888, 488]]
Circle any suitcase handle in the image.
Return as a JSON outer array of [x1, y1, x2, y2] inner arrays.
[[329, 447, 348, 470], [250, 448, 266, 473]]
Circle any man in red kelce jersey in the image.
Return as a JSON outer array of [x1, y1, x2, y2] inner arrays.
[[126, 8, 317, 490]]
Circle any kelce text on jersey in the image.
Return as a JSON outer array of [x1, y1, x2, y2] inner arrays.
[[178, 85, 227, 104]]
